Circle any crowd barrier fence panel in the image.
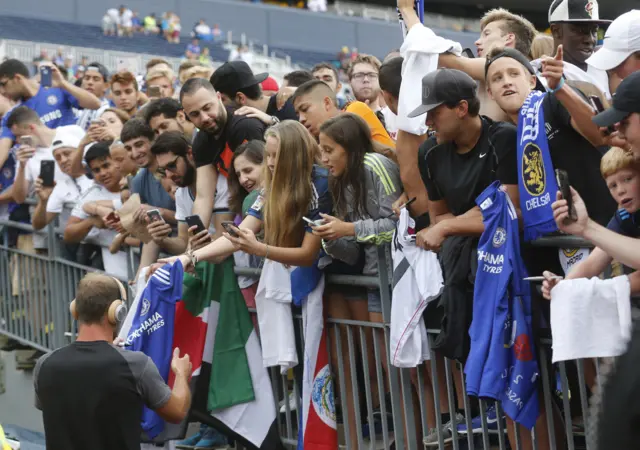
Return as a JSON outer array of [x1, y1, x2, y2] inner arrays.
[[0, 219, 606, 449]]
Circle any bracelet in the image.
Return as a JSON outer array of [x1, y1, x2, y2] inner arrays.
[[550, 77, 565, 93], [264, 243, 269, 260], [185, 249, 198, 267]]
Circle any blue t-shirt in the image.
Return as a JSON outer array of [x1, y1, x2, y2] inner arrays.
[[247, 165, 332, 232], [130, 168, 176, 211], [607, 208, 640, 238], [1, 87, 79, 141]]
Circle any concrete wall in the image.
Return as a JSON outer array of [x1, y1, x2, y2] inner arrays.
[[0, 0, 478, 58]]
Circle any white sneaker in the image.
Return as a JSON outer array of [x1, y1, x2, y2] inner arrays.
[[279, 392, 297, 413]]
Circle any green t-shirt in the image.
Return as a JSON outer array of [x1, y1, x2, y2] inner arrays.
[[241, 190, 260, 219]]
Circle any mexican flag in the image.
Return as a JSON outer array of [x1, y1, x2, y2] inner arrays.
[[178, 259, 283, 450]]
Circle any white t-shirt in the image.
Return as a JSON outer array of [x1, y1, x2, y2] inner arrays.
[[24, 146, 65, 249], [174, 176, 230, 234], [381, 107, 398, 141], [71, 182, 127, 279], [47, 174, 95, 232], [194, 24, 211, 36], [120, 9, 133, 27], [107, 8, 120, 25]]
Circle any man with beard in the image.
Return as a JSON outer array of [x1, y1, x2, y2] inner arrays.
[[180, 78, 263, 230], [348, 54, 385, 116], [146, 131, 231, 254]]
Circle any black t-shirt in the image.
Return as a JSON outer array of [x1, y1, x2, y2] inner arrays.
[[34, 341, 171, 450], [418, 116, 518, 216], [193, 107, 266, 170], [266, 95, 298, 121], [542, 93, 616, 226]]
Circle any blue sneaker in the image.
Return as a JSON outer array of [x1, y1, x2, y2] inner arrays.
[[175, 429, 203, 449], [456, 405, 503, 435], [195, 426, 228, 449]]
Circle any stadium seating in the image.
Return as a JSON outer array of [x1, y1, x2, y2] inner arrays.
[[0, 15, 338, 66]]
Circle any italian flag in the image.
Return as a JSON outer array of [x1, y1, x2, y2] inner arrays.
[[175, 259, 283, 450]]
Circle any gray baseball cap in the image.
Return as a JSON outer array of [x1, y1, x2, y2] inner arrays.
[[407, 69, 478, 118]]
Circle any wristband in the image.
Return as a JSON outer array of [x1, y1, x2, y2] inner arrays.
[[550, 77, 565, 93]]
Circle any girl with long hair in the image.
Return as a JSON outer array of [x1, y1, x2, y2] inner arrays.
[[158, 119, 330, 272], [312, 112, 402, 448], [227, 140, 266, 329]]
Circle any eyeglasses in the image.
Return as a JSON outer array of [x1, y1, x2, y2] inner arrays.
[[158, 155, 180, 175], [351, 72, 378, 81]]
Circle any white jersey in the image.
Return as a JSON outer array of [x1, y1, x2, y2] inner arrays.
[[390, 208, 444, 367]]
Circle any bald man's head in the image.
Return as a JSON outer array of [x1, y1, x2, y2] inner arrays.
[[292, 80, 340, 138]]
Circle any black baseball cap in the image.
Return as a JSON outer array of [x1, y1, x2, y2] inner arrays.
[[407, 69, 478, 118], [592, 71, 640, 128], [85, 62, 109, 82], [548, 0, 611, 24], [210, 61, 268, 96]]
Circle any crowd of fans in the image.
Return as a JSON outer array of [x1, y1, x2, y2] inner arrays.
[[1, 0, 640, 448], [102, 5, 222, 45]]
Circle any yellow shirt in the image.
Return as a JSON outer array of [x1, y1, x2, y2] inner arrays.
[[345, 101, 396, 149]]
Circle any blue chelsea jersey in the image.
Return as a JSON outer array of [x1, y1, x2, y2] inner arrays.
[[1, 87, 80, 141]]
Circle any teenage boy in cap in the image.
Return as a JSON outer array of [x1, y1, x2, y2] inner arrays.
[[211, 60, 298, 123], [409, 68, 520, 446], [538, 0, 612, 96], [76, 62, 111, 130], [180, 77, 263, 230], [586, 10, 640, 84], [592, 71, 640, 153]]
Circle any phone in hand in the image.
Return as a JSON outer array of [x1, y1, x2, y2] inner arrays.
[[147, 85, 161, 98], [303, 216, 324, 227], [462, 48, 476, 58], [146, 209, 164, 223], [589, 96, 616, 135], [221, 221, 240, 238], [17, 135, 34, 147], [40, 65, 52, 88], [105, 211, 119, 223], [185, 215, 206, 234], [91, 119, 105, 127], [555, 169, 576, 222], [40, 160, 55, 187]]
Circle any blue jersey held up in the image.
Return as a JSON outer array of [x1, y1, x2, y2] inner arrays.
[[125, 261, 183, 438], [1, 86, 79, 141], [465, 181, 540, 429]]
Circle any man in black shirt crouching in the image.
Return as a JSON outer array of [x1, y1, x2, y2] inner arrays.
[[33, 273, 192, 450]]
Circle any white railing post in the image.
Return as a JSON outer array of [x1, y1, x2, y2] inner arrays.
[[227, 30, 233, 46]]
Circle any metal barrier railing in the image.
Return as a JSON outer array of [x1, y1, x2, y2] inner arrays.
[[0, 217, 607, 450]]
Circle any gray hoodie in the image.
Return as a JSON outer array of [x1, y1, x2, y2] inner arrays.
[[322, 152, 402, 276]]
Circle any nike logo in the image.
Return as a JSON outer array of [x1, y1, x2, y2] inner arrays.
[[479, 152, 487, 158]]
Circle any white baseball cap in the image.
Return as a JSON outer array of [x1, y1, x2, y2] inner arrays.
[[52, 125, 85, 152], [587, 10, 640, 71]]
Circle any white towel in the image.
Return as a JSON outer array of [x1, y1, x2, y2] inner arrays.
[[390, 209, 444, 367], [550, 275, 631, 362], [255, 259, 298, 373], [398, 23, 462, 135]]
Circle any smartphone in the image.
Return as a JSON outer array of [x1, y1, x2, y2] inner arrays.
[[221, 221, 239, 238], [147, 85, 161, 97], [185, 214, 206, 234], [589, 95, 616, 135], [40, 160, 55, 187], [302, 216, 324, 227], [555, 169, 576, 222], [91, 119, 105, 127], [40, 66, 52, 88], [523, 276, 563, 282], [146, 209, 164, 223], [17, 135, 34, 147]]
